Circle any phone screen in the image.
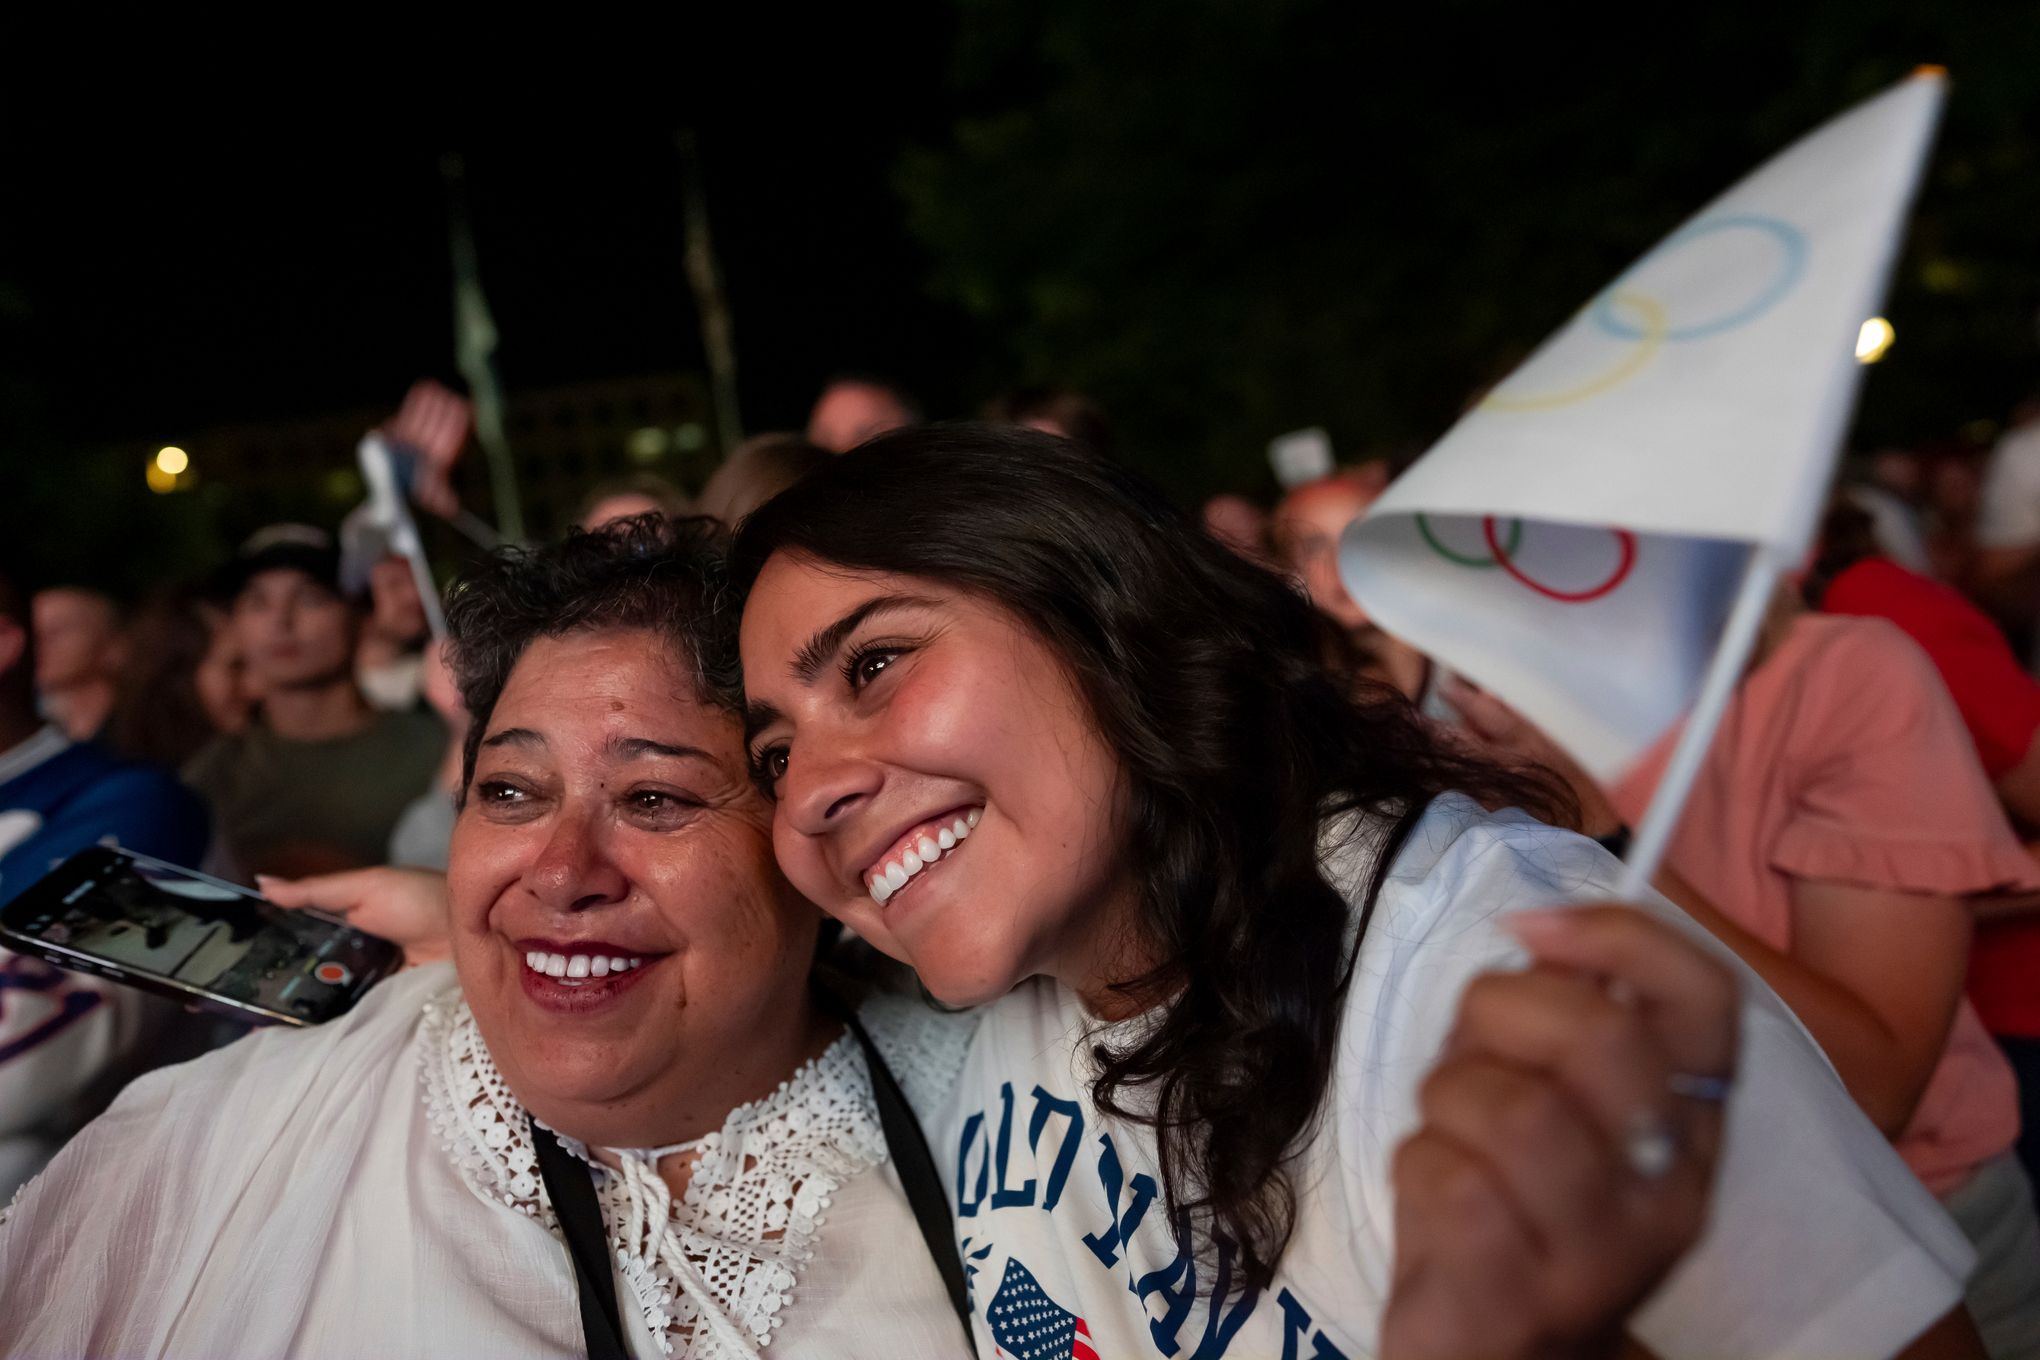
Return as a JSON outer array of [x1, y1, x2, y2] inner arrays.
[[0, 846, 402, 1025]]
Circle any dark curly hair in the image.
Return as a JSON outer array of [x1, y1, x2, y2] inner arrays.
[[730, 425, 1569, 1291], [443, 514, 743, 795]]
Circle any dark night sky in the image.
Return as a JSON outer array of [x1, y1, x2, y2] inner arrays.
[[1, 20, 976, 449], [8, 9, 2032, 459], [5, 4, 2036, 598]]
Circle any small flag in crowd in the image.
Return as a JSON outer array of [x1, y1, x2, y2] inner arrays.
[[1339, 69, 1946, 782]]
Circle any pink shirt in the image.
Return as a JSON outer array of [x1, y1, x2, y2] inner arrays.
[[1614, 613, 2038, 1196]]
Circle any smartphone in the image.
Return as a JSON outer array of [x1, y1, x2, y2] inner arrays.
[[0, 845, 403, 1027]]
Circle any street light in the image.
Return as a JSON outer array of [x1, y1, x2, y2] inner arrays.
[[1855, 317, 1895, 364], [148, 446, 191, 494]]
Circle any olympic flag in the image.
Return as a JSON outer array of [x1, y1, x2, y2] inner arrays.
[[1339, 70, 1945, 882]]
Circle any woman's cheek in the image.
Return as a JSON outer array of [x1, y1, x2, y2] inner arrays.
[[896, 664, 980, 764], [447, 820, 518, 937], [657, 822, 800, 952], [772, 823, 841, 919]]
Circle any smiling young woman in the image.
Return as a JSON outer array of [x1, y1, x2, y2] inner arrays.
[[730, 425, 1981, 1360], [743, 569, 1147, 1013]]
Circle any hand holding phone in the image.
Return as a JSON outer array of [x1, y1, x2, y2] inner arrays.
[[259, 866, 452, 968], [0, 847, 404, 1026]]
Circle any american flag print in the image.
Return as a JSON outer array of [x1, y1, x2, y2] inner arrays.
[[985, 1256, 1099, 1360]]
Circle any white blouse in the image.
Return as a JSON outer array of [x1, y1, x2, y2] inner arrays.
[[0, 963, 977, 1360]]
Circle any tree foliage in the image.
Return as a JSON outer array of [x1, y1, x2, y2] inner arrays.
[[899, 0, 2040, 500]]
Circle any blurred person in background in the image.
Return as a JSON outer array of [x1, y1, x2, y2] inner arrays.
[[1270, 465, 1390, 637], [383, 640, 467, 871], [1873, 446, 1931, 505], [1273, 466, 1432, 702], [102, 587, 237, 771], [31, 587, 126, 743], [0, 561, 209, 1197], [1810, 498, 2040, 829], [350, 556, 433, 714], [982, 384, 1113, 453], [696, 433, 830, 526], [192, 593, 260, 736], [1841, 460, 1936, 575], [1930, 446, 1992, 588], [1809, 496, 2040, 1197], [1967, 397, 2040, 654], [804, 373, 919, 453], [1200, 491, 1273, 563], [574, 472, 689, 531], [184, 526, 441, 879]]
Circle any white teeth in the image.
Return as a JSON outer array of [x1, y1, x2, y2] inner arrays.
[[966, 808, 981, 828], [527, 951, 642, 979], [868, 812, 991, 906]]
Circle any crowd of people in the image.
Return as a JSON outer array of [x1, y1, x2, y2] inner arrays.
[[0, 365, 2035, 1359]]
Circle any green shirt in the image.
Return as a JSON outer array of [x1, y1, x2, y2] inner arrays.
[[185, 708, 446, 879]]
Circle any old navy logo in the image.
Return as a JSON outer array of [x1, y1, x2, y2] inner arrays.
[[957, 1080, 1352, 1359]]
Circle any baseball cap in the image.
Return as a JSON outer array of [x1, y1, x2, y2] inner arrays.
[[218, 524, 347, 601]]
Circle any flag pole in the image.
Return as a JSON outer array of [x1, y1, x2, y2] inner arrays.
[[441, 153, 525, 545], [675, 128, 744, 455], [1616, 540, 1785, 898]]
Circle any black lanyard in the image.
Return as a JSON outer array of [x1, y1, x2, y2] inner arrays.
[[531, 1114, 634, 1360], [529, 1002, 978, 1359]]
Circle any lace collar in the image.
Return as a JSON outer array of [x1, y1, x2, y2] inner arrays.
[[418, 988, 888, 1358]]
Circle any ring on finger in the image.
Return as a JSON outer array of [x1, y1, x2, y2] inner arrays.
[[1667, 1071, 1733, 1103], [1624, 1110, 1678, 1180]]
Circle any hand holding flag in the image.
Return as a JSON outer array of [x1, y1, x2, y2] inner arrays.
[[1340, 69, 1947, 887], [378, 379, 472, 521]]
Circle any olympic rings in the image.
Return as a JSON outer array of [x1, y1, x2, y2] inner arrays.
[[1412, 514, 1639, 603], [1479, 292, 1667, 413], [1483, 519, 1638, 602], [1592, 215, 1808, 343], [1477, 215, 1808, 414], [1416, 513, 1522, 567]]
